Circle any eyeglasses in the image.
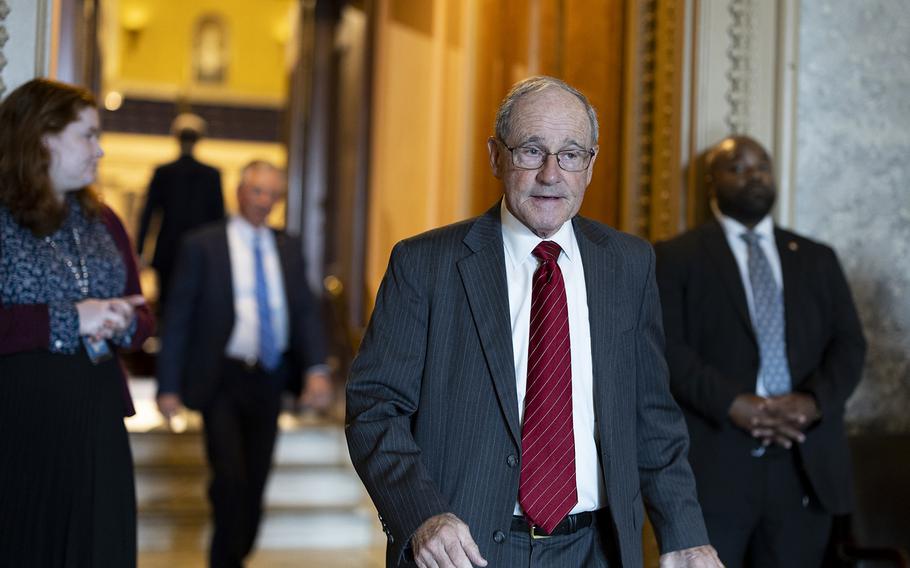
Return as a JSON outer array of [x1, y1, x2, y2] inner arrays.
[[498, 139, 595, 172]]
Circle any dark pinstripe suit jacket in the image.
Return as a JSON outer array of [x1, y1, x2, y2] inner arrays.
[[346, 204, 709, 567]]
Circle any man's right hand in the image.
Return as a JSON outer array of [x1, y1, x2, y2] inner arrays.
[[156, 393, 183, 420], [411, 513, 488, 568], [728, 393, 770, 434]]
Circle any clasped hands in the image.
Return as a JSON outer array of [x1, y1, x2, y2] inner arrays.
[[76, 295, 145, 341], [729, 392, 820, 449]]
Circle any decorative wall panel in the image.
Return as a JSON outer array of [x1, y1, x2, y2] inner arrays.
[[0, 0, 10, 97]]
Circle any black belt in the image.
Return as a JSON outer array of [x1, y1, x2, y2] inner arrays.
[[511, 511, 596, 539], [224, 354, 286, 374]]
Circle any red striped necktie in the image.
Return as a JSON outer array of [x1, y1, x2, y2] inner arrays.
[[518, 240, 577, 533]]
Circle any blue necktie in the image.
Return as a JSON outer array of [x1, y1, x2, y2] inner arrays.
[[254, 233, 281, 372], [741, 231, 791, 395]]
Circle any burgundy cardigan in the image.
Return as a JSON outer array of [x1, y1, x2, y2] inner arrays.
[[0, 206, 154, 416]]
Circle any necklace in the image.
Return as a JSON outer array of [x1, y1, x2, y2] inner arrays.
[[45, 228, 90, 297]]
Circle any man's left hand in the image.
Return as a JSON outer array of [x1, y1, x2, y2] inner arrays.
[[299, 371, 334, 411], [659, 545, 724, 567], [759, 393, 820, 448], [765, 392, 820, 426]]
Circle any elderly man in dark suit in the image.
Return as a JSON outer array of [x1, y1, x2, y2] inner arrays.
[[654, 135, 866, 568], [155, 161, 333, 568], [137, 113, 225, 313], [346, 76, 721, 568]]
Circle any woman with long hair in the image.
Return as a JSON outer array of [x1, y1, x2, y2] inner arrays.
[[0, 78, 153, 566]]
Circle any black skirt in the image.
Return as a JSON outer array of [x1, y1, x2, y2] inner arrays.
[[0, 348, 136, 567]]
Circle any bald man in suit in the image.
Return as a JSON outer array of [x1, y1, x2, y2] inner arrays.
[[655, 136, 866, 568]]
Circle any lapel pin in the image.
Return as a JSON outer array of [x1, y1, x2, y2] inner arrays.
[[788, 241, 798, 251]]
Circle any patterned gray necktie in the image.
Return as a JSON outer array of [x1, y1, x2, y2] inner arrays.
[[741, 231, 792, 395]]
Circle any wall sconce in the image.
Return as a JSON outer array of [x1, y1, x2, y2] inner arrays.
[[121, 6, 149, 50], [272, 19, 290, 47]]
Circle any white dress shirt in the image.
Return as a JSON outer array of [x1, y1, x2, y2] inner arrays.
[[224, 215, 290, 363], [501, 203, 605, 516], [713, 204, 784, 396]]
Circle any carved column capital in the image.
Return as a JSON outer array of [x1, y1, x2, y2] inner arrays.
[[725, 0, 754, 134]]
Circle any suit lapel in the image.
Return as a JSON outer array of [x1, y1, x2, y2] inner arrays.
[[573, 218, 617, 465], [215, 224, 236, 324], [273, 230, 296, 309], [775, 228, 801, 368], [702, 221, 754, 338], [457, 206, 521, 446]]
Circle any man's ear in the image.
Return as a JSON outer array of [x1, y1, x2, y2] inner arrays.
[[584, 145, 600, 185], [487, 137, 503, 179], [704, 173, 715, 199]]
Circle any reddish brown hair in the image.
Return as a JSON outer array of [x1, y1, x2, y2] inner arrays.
[[0, 78, 102, 236]]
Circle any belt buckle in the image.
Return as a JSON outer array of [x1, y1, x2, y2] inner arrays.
[[529, 525, 552, 540]]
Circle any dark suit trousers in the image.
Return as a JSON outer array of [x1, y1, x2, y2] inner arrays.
[[202, 358, 287, 568], [499, 510, 617, 568], [703, 449, 832, 568], [154, 262, 173, 315]]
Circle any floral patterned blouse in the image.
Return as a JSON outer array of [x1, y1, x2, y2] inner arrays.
[[0, 197, 142, 354]]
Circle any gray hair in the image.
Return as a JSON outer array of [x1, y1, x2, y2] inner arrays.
[[494, 76, 599, 146], [239, 159, 284, 188]]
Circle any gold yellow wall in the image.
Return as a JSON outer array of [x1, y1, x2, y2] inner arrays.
[[102, 0, 295, 104]]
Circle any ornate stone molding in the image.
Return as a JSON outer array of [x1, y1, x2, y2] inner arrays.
[[635, 0, 657, 238], [0, 0, 10, 97], [651, 0, 683, 242], [725, 0, 753, 134], [621, 0, 684, 241]]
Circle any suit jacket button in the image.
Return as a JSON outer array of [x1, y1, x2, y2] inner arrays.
[[493, 530, 506, 544], [507, 454, 518, 468]]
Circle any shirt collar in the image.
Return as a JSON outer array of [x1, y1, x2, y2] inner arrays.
[[711, 200, 775, 243], [500, 200, 576, 270], [229, 214, 269, 243]]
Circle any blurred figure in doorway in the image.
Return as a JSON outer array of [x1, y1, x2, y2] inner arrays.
[[136, 112, 224, 314]]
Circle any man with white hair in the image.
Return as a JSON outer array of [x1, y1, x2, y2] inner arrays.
[[157, 160, 333, 568], [346, 76, 720, 568]]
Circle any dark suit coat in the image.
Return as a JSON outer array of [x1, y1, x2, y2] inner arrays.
[[346, 205, 709, 568], [654, 220, 866, 516], [156, 221, 326, 410], [136, 155, 225, 277]]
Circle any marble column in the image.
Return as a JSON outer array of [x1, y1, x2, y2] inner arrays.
[[795, 0, 910, 433]]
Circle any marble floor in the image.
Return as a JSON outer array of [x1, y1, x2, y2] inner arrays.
[[139, 546, 386, 568]]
